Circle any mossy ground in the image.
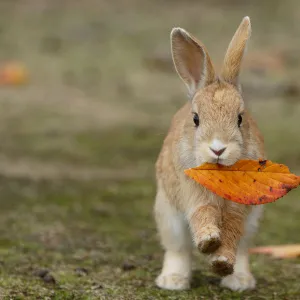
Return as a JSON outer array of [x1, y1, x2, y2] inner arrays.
[[0, 125, 300, 299], [0, 1, 300, 299]]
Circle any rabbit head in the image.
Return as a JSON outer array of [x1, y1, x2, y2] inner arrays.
[[171, 17, 252, 167]]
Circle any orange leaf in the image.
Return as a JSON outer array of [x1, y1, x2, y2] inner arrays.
[[249, 244, 300, 258], [0, 63, 28, 86], [184, 159, 300, 205]]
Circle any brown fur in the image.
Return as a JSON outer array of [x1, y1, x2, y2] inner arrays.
[[154, 17, 265, 291], [190, 205, 221, 253], [211, 203, 248, 276]]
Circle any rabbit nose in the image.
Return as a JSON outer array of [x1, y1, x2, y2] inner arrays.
[[210, 147, 226, 157]]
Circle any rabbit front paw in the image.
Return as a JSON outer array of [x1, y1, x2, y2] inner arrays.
[[196, 227, 221, 254], [210, 255, 234, 277]]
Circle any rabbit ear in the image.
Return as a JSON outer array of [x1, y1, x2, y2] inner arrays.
[[221, 16, 251, 86], [171, 28, 215, 97]]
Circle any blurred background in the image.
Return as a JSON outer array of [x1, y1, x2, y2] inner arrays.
[[0, 0, 299, 299]]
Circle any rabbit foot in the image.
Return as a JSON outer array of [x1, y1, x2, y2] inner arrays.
[[211, 255, 234, 276], [221, 271, 256, 291], [156, 273, 190, 290], [197, 230, 221, 254]]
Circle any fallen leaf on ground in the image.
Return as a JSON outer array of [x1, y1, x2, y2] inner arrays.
[[184, 159, 300, 205], [0, 62, 28, 85], [249, 244, 300, 258]]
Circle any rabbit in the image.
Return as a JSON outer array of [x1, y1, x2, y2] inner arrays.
[[154, 16, 265, 292]]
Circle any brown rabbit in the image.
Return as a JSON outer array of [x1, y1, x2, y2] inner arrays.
[[154, 17, 265, 292]]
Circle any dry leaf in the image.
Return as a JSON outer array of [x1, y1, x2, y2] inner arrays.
[[0, 62, 28, 86], [184, 159, 300, 205], [249, 244, 300, 258]]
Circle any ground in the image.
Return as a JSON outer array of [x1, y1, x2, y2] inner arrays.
[[0, 0, 300, 299]]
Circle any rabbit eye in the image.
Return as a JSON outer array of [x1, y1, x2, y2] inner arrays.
[[238, 114, 243, 127], [193, 113, 199, 127]]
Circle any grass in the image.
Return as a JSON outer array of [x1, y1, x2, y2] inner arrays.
[[0, 0, 299, 299], [0, 126, 299, 299]]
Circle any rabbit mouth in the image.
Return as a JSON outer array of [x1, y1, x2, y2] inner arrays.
[[207, 157, 239, 167], [216, 158, 239, 166], [194, 140, 242, 167], [216, 158, 229, 166], [194, 153, 240, 167]]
